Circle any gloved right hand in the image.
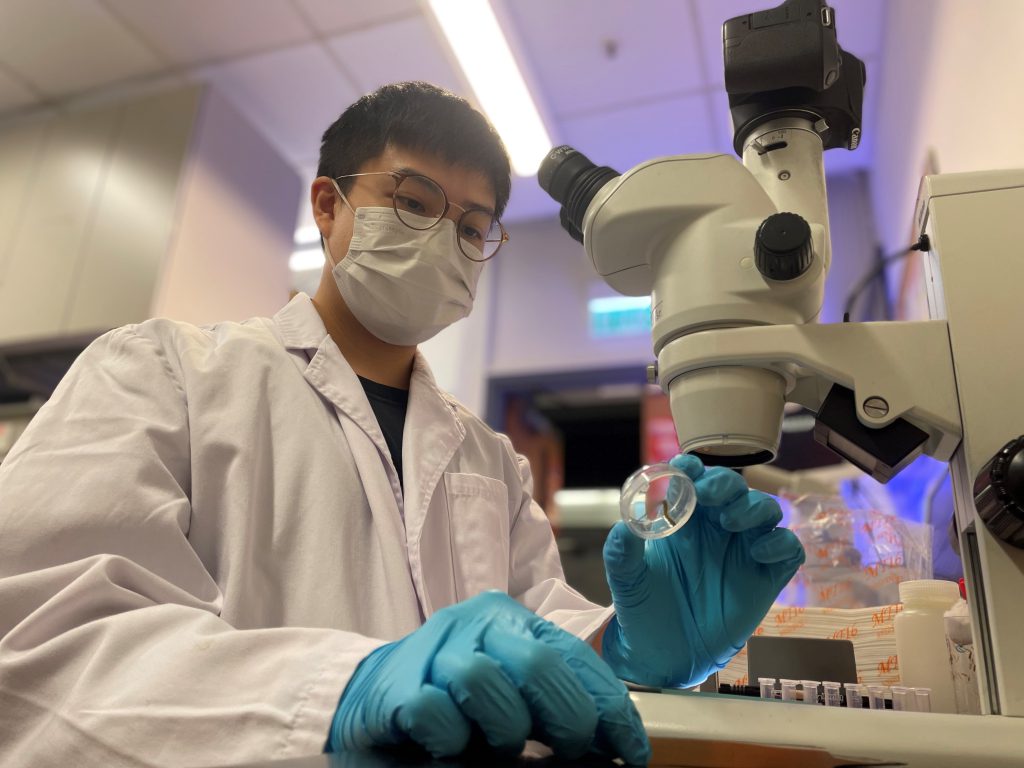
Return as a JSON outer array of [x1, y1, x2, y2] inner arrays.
[[327, 591, 650, 765]]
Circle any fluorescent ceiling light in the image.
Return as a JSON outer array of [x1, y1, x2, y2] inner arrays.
[[290, 248, 324, 272], [293, 224, 321, 245], [428, 0, 552, 177]]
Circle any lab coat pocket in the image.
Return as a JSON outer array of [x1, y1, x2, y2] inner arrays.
[[443, 472, 511, 600]]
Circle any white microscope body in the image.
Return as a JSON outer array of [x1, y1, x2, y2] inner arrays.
[[539, 1, 1024, 762]]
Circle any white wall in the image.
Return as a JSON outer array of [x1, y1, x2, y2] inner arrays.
[[871, 0, 1024, 255], [153, 88, 299, 325], [0, 88, 199, 343], [820, 171, 880, 323], [488, 216, 653, 377], [0, 83, 301, 345]]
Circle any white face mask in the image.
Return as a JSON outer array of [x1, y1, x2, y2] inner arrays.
[[325, 198, 483, 346]]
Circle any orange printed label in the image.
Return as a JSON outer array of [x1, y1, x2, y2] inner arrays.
[[778, 620, 808, 637], [774, 606, 805, 625], [877, 655, 900, 675], [818, 581, 854, 603], [830, 625, 859, 641], [871, 604, 902, 627]]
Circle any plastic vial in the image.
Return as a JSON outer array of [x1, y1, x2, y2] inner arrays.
[[844, 683, 863, 709], [758, 677, 776, 700], [619, 462, 697, 539], [801, 680, 819, 705], [894, 580, 960, 713], [822, 682, 842, 707], [780, 679, 800, 702], [867, 686, 887, 710], [913, 687, 932, 713], [891, 685, 910, 711], [945, 594, 982, 714]]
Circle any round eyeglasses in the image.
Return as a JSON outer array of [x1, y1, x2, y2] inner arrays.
[[332, 171, 509, 262]]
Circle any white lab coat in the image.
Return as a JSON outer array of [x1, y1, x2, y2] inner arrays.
[[0, 293, 612, 768]]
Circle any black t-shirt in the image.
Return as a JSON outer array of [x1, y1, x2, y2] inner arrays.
[[358, 375, 409, 490]]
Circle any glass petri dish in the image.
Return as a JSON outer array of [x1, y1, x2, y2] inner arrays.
[[619, 462, 697, 539]]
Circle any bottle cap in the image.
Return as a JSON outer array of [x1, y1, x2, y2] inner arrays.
[[899, 579, 960, 608]]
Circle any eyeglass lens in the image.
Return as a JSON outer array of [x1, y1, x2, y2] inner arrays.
[[392, 175, 503, 261]]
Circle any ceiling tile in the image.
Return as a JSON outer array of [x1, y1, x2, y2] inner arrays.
[[694, 0, 887, 87], [101, 0, 312, 67], [291, 0, 421, 37], [501, 0, 705, 118], [327, 15, 465, 97], [199, 43, 358, 166], [0, 0, 162, 98], [0, 68, 39, 115], [561, 93, 718, 174]]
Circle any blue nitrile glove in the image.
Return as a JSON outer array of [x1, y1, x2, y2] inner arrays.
[[327, 591, 650, 765], [602, 454, 805, 688]]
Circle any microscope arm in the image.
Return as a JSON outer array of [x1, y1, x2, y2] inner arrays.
[[656, 319, 963, 463]]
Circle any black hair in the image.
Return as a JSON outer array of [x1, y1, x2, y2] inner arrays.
[[317, 82, 512, 218]]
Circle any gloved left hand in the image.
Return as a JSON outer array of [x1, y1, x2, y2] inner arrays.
[[327, 591, 649, 764], [601, 454, 805, 688]]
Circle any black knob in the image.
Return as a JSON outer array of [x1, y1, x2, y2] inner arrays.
[[755, 212, 813, 281], [974, 436, 1024, 548]]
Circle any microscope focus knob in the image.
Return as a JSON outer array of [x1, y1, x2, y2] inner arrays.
[[974, 436, 1024, 548], [754, 212, 813, 281]]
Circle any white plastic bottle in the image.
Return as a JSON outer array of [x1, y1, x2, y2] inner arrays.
[[894, 579, 960, 713]]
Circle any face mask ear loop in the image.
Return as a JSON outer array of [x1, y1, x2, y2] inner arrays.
[[323, 179, 358, 269]]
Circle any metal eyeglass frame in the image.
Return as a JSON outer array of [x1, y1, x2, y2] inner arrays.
[[332, 171, 509, 262]]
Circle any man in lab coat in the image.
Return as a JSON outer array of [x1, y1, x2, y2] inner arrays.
[[0, 82, 804, 767]]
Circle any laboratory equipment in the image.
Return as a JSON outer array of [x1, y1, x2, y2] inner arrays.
[[914, 687, 933, 713], [844, 683, 864, 709], [780, 679, 799, 702], [618, 462, 697, 539], [823, 681, 842, 707], [759, 677, 776, 700], [891, 686, 910, 711], [801, 680, 820, 704], [945, 593, 982, 714], [867, 686, 887, 710], [538, 0, 1024, 760], [894, 580, 960, 713]]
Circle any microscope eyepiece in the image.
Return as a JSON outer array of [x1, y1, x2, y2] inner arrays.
[[538, 146, 619, 243]]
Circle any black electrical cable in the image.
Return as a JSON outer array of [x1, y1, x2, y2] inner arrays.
[[842, 234, 931, 322]]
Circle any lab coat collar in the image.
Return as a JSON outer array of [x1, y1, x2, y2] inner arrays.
[[271, 294, 464, 433], [272, 296, 382, 442], [271, 295, 465, 439], [273, 292, 331, 351]]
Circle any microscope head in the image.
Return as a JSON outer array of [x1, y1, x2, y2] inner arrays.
[[540, 145, 820, 466], [539, 0, 864, 467]]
